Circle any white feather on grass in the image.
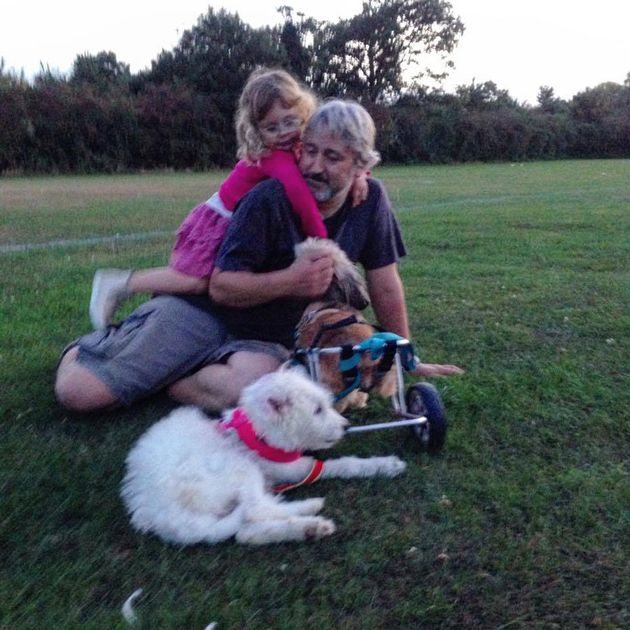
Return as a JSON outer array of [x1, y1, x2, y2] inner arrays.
[[121, 588, 143, 625]]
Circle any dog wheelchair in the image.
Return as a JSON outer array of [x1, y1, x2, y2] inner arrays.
[[292, 332, 448, 452]]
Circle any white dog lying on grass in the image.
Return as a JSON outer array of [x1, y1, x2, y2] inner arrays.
[[121, 370, 406, 545]]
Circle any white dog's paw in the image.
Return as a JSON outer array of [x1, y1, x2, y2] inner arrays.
[[379, 456, 407, 477], [304, 517, 336, 540], [299, 497, 325, 515]]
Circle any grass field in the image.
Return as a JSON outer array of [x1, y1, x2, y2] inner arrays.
[[1, 160, 628, 628]]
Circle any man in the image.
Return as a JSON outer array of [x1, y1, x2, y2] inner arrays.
[[55, 100, 461, 414]]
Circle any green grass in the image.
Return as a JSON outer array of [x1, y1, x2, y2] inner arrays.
[[1, 160, 629, 628]]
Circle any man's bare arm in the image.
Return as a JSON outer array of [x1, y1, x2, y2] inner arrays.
[[209, 254, 334, 308], [367, 263, 410, 338], [367, 264, 464, 377]]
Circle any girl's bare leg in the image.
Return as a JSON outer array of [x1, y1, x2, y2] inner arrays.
[[127, 267, 208, 295], [90, 267, 208, 330]]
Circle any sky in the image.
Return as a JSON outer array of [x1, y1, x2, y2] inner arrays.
[[2, 0, 628, 105]]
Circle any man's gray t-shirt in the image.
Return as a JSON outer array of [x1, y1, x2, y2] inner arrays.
[[188, 177, 406, 348]]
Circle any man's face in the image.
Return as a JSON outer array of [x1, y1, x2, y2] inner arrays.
[[299, 129, 362, 211]]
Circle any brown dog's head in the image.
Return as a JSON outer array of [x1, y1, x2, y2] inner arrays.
[[294, 238, 370, 311], [293, 302, 397, 412]]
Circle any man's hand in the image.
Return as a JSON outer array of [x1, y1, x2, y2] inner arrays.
[[350, 172, 369, 207], [288, 254, 335, 298], [412, 362, 465, 378]]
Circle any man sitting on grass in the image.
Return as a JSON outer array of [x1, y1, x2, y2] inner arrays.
[[55, 100, 462, 414]]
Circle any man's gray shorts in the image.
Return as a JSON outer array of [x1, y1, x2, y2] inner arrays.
[[65, 295, 289, 406]]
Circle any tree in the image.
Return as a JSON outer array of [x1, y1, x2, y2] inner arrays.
[[140, 8, 286, 156], [277, 6, 311, 80], [70, 51, 130, 92], [536, 86, 567, 114], [145, 9, 284, 95], [569, 81, 630, 157], [570, 81, 628, 123], [456, 80, 517, 110], [306, 0, 464, 102], [0, 60, 32, 172]]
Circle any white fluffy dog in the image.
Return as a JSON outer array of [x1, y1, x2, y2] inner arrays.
[[121, 370, 406, 545]]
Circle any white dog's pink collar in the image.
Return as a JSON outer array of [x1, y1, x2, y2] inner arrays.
[[219, 408, 302, 463]]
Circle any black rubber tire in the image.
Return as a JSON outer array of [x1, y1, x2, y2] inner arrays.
[[405, 382, 447, 452]]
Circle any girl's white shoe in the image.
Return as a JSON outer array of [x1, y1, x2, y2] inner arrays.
[[89, 268, 132, 329]]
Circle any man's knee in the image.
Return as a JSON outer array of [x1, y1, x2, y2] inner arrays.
[[54, 349, 119, 413], [167, 352, 282, 411], [166, 378, 192, 403], [167, 366, 231, 412], [226, 352, 282, 396], [229, 351, 282, 379]]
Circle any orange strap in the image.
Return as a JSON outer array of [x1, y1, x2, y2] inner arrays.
[[273, 459, 325, 493]]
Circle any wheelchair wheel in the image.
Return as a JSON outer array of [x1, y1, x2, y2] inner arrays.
[[405, 382, 447, 452]]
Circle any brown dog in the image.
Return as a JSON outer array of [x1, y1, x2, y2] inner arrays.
[[293, 302, 397, 413]]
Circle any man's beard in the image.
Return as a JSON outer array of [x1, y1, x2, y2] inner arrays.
[[303, 173, 337, 202]]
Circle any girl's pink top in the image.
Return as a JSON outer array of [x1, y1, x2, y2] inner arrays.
[[219, 149, 327, 238], [169, 148, 327, 278]]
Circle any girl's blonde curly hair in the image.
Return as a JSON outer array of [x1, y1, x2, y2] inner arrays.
[[235, 68, 317, 163]]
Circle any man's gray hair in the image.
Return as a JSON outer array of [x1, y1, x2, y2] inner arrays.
[[305, 100, 381, 170]]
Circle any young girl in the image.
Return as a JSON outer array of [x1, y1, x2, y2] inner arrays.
[[89, 68, 366, 330]]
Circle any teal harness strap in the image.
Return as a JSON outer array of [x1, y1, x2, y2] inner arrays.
[[334, 373, 363, 401], [339, 349, 362, 371], [357, 332, 404, 358], [399, 343, 418, 372], [336, 345, 362, 402], [334, 333, 419, 402], [358, 332, 417, 369]]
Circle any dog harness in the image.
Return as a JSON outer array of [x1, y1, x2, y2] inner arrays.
[[293, 307, 418, 402], [335, 332, 417, 401], [218, 408, 325, 492], [272, 460, 326, 493]]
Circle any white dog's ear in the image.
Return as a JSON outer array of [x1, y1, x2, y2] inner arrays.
[[280, 361, 309, 377], [266, 396, 289, 416]]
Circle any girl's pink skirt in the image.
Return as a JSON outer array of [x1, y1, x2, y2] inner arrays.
[[169, 193, 232, 278]]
